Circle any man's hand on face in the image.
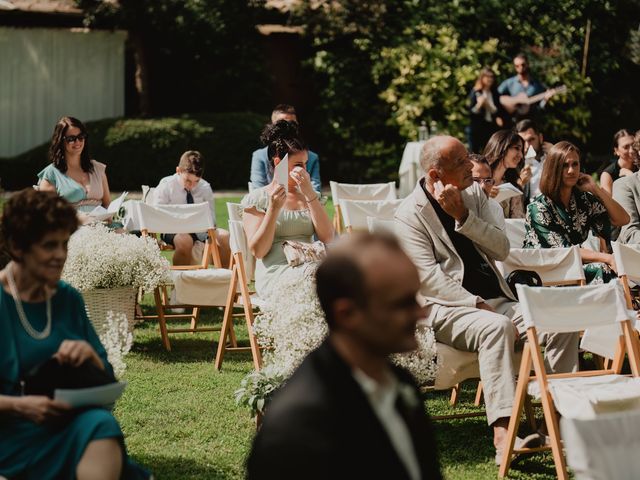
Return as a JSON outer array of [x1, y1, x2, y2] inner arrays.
[[437, 184, 469, 223]]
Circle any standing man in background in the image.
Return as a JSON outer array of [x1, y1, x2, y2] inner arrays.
[[498, 53, 552, 123], [249, 104, 321, 193]]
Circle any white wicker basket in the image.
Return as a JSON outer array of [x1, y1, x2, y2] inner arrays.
[[82, 287, 138, 336]]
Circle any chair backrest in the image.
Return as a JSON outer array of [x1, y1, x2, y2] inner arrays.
[[505, 218, 526, 248], [498, 246, 585, 286], [248, 182, 255, 193], [367, 216, 397, 235], [516, 280, 632, 334], [227, 202, 243, 222], [134, 202, 215, 234], [228, 220, 255, 282], [329, 181, 397, 203], [141, 185, 156, 205], [339, 198, 404, 233], [612, 241, 640, 284]]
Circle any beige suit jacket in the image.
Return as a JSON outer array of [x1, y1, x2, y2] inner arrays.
[[395, 180, 516, 312]]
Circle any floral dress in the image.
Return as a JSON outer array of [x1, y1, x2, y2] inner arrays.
[[523, 189, 615, 284]]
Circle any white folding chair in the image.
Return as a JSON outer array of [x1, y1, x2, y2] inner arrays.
[[366, 216, 397, 235], [499, 280, 640, 479], [214, 220, 263, 371], [505, 218, 527, 249], [135, 202, 230, 350], [227, 202, 243, 222], [561, 408, 640, 480], [497, 246, 586, 287], [612, 241, 640, 309], [141, 185, 156, 205], [329, 181, 397, 234], [339, 198, 403, 233]]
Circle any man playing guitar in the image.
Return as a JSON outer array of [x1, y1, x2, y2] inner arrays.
[[498, 52, 559, 122]]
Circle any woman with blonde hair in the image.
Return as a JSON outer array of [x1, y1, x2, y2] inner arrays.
[[467, 67, 506, 153]]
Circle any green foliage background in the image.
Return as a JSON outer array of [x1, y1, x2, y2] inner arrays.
[[289, 0, 640, 181], [0, 113, 266, 191]]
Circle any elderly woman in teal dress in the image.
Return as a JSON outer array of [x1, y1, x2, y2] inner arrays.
[[242, 120, 334, 297], [38, 116, 112, 216], [0, 189, 149, 480], [523, 141, 630, 284]]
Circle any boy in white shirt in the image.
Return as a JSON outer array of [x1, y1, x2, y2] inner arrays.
[[153, 150, 230, 266]]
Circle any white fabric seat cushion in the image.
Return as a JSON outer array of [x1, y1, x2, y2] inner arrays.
[[561, 408, 640, 480], [527, 375, 640, 419], [171, 269, 232, 306]]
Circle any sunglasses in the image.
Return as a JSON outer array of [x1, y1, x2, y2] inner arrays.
[[472, 177, 495, 186], [64, 133, 87, 144]]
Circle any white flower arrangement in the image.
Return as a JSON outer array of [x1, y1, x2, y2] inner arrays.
[[236, 263, 439, 417], [62, 224, 171, 291], [99, 310, 134, 378]]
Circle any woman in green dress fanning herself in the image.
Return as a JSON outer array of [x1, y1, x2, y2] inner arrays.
[[0, 189, 149, 480], [523, 141, 630, 284]]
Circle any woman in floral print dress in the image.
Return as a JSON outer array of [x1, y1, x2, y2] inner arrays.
[[523, 141, 630, 284]]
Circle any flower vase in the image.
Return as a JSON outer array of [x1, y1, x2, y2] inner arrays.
[[82, 286, 138, 336]]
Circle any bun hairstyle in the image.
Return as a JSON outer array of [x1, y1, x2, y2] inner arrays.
[[260, 120, 307, 169]]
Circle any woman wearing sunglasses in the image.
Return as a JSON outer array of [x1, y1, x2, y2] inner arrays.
[[37, 117, 112, 216]]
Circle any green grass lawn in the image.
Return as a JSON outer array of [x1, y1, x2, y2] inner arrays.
[[115, 195, 560, 479]]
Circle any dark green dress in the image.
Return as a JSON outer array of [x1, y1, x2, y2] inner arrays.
[[0, 281, 149, 479], [523, 189, 615, 284]]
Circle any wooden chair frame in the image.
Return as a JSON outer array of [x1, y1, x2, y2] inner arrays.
[[498, 287, 640, 479], [214, 249, 262, 371], [141, 227, 227, 351], [214, 216, 263, 371]]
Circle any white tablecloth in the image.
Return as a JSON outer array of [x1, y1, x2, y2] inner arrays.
[[398, 141, 425, 198]]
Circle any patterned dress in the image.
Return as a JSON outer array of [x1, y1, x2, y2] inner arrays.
[[523, 189, 615, 284]]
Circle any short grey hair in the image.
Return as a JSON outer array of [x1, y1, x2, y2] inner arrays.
[[419, 136, 445, 173]]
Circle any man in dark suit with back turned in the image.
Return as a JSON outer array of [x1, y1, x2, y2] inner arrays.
[[246, 232, 442, 480]]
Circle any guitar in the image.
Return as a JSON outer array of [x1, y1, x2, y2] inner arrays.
[[499, 85, 568, 116]]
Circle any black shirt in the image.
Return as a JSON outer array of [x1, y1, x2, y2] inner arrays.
[[423, 183, 504, 300]]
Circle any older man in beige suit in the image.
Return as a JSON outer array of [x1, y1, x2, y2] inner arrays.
[[395, 135, 578, 464]]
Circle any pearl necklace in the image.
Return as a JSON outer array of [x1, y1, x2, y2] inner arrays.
[[6, 266, 52, 340]]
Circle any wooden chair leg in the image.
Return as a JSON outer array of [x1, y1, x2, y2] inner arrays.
[[244, 302, 262, 371], [474, 381, 483, 406], [154, 288, 171, 351], [190, 306, 199, 332], [499, 344, 532, 477], [214, 266, 239, 370], [540, 391, 569, 480], [449, 384, 460, 406]]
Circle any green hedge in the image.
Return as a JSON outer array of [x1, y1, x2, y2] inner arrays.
[[0, 112, 267, 191]]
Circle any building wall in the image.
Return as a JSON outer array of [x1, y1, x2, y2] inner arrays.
[[0, 27, 125, 157]]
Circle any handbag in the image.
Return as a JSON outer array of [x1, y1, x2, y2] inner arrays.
[[505, 269, 543, 300], [23, 357, 116, 398], [282, 240, 326, 267]]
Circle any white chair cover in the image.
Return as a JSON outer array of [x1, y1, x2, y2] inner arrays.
[[134, 202, 215, 234], [339, 199, 404, 232], [398, 141, 424, 198], [582, 231, 601, 252], [497, 246, 585, 285], [505, 218, 526, 248], [226, 202, 243, 222], [228, 220, 256, 282], [366, 216, 397, 235], [329, 181, 397, 203], [612, 241, 640, 283], [141, 185, 156, 205], [516, 280, 632, 333], [434, 343, 480, 390], [171, 269, 232, 306], [561, 408, 640, 480]]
